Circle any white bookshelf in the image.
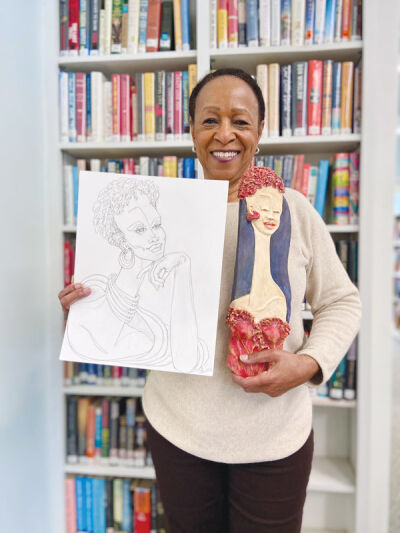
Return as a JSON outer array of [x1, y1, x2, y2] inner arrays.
[[45, 2, 399, 533]]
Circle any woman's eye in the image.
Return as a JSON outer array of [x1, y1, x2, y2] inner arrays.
[[134, 227, 146, 234], [234, 120, 249, 126], [203, 118, 217, 125]]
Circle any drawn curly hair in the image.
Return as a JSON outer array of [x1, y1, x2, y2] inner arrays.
[[93, 178, 160, 250]]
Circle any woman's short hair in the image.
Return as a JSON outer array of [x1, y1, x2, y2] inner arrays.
[[189, 68, 265, 124], [93, 178, 159, 248]]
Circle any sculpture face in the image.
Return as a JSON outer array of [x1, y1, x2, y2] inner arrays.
[[114, 194, 166, 261], [245, 186, 283, 236]]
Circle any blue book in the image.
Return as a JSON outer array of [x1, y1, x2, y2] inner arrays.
[[76, 477, 87, 532], [87, 363, 96, 384], [331, 62, 342, 133], [245, 0, 258, 46], [68, 72, 76, 142], [95, 406, 102, 457], [181, 0, 190, 50], [79, 0, 90, 55], [92, 477, 100, 533], [138, 0, 148, 52], [314, 160, 330, 217], [85, 477, 94, 533], [280, 0, 291, 45], [305, 0, 315, 43], [122, 480, 132, 531], [182, 71, 190, 137], [265, 155, 274, 169], [96, 364, 104, 381], [324, 0, 335, 43], [183, 158, 195, 178], [72, 165, 79, 226], [86, 73, 92, 140], [98, 479, 106, 533]]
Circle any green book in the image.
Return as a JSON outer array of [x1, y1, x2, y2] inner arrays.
[[160, 0, 173, 51]]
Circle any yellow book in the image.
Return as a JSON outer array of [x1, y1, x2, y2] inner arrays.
[[164, 156, 178, 177], [340, 62, 354, 134], [173, 0, 182, 51], [188, 64, 197, 96], [217, 5, 228, 48], [144, 72, 155, 141]]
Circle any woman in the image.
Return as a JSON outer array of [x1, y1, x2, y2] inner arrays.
[[59, 68, 361, 532]]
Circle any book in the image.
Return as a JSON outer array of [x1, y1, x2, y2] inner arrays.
[[274, 155, 283, 178], [72, 165, 79, 225], [127, 0, 140, 53], [181, 0, 191, 50], [146, 0, 162, 51], [301, 163, 310, 197], [111, 74, 121, 141], [135, 72, 145, 141], [59, 72, 69, 142], [86, 73, 92, 140], [351, 0, 362, 40], [341, 0, 352, 41], [65, 478, 77, 533], [268, 64, 280, 138], [334, 0, 343, 42], [344, 339, 357, 400], [104, 0, 113, 54], [271, 0, 281, 46], [228, 0, 239, 47], [256, 64, 269, 137], [259, 0, 271, 47], [99, 7, 106, 53], [121, 0, 129, 52], [329, 357, 347, 399], [332, 152, 350, 224], [110, 399, 120, 464], [86, 403, 96, 459], [75, 72, 87, 142], [307, 59, 323, 135], [101, 399, 110, 461], [122, 479, 132, 531], [307, 165, 318, 205], [134, 482, 152, 533], [246, 0, 259, 46], [218, 0, 228, 48], [113, 479, 123, 531], [79, 0, 90, 55], [85, 477, 94, 532], [183, 158, 195, 178], [340, 61, 354, 133], [60, 0, 69, 55], [280, 0, 291, 46], [68, 72, 77, 141], [66, 397, 78, 463], [331, 61, 342, 133], [138, 0, 149, 52], [111, 0, 123, 53], [68, 0, 80, 55], [90, 71, 105, 142], [280, 64, 292, 137], [75, 477, 87, 532], [94, 405, 103, 460], [314, 0, 326, 45], [166, 71, 175, 140], [77, 398, 90, 463], [304, 0, 315, 44], [349, 151, 360, 224], [160, 0, 173, 50], [188, 63, 197, 95], [174, 71, 183, 139], [182, 70, 190, 139], [238, 0, 247, 46], [173, 0, 183, 50], [292, 61, 307, 136], [314, 159, 329, 217], [353, 62, 361, 133], [120, 74, 132, 141], [292, 154, 304, 191], [155, 70, 166, 141], [291, 0, 305, 46], [321, 59, 333, 135], [324, 0, 335, 43], [144, 72, 155, 140]]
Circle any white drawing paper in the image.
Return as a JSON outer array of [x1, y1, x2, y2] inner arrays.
[[60, 171, 228, 376]]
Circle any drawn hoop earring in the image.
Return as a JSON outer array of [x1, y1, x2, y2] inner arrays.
[[255, 146, 260, 154], [119, 245, 135, 269]]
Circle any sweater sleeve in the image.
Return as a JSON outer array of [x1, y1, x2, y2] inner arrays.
[[293, 194, 362, 387]]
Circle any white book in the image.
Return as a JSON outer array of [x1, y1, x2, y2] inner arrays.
[[99, 9, 105, 55], [334, 0, 343, 42], [63, 165, 74, 226], [259, 0, 271, 47], [90, 72, 105, 142], [210, 0, 217, 48], [271, 0, 281, 46], [104, 80, 113, 142], [89, 159, 101, 171], [268, 63, 280, 138], [314, 0, 326, 45], [140, 156, 150, 176], [127, 0, 140, 54], [307, 166, 318, 206], [291, 0, 305, 46], [59, 72, 69, 143], [104, 0, 113, 55], [256, 64, 269, 137]]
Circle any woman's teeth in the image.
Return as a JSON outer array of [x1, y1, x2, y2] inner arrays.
[[212, 151, 239, 160]]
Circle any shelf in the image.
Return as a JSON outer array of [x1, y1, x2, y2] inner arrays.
[[210, 42, 363, 70], [63, 385, 144, 397], [308, 457, 355, 494], [312, 396, 356, 408], [64, 463, 155, 479], [258, 134, 361, 154], [58, 50, 197, 75]]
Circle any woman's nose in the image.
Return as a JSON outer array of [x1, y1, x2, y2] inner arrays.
[[214, 119, 236, 144]]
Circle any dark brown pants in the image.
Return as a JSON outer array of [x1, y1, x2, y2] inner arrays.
[[146, 421, 314, 533]]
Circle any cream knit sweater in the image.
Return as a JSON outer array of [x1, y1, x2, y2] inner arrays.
[[143, 188, 362, 463]]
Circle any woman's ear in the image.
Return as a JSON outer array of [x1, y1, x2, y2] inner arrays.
[[258, 120, 265, 141]]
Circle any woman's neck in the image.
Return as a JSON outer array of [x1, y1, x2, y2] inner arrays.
[[248, 230, 274, 311], [114, 257, 152, 296]]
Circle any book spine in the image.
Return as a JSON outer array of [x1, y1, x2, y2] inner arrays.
[[75, 477, 86, 532], [144, 72, 155, 141], [111, 74, 121, 141], [131, 82, 138, 139], [307, 59, 323, 135], [66, 397, 78, 463], [68, 0, 80, 55], [173, 0, 183, 51], [351, 0, 362, 41], [59, 72, 69, 142], [146, 0, 162, 52], [349, 151, 360, 224], [65, 478, 77, 533], [94, 405, 103, 459], [329, 357, 347, 399], [304, 0, 315, 44], [134, 487, 151, 532], [353, 62, 361, 133], [127, 0, 140, 53], [122, 479, 132, 530], [155, 70, 166, 140], [174, 71, 183, 138], [313, 0, 326, 45], [332, 152, 350, 224], [246, 0, 259, 46], [268, 64, 280, 138], [188, 63, 197, 95], [331, 61, 342, 133], [113, 479, 123, 530], [121, 0, 129, 52], [292, 61, 307, 136], [101, 399, 110, 461], [291, 0, 305, 46], [99, 8, 105, 54], [138, 0, 148, 53], [307, 165, 318, 205], [91, 72, 104, 142], [85, 477, 94, 532], [324, 0, 335, 43], [228, 0, 239, 48], [182, 70, 190, 138], [292, 154, 304, 191], [321, 59, 333, 135], [77, 397, 89, 461], [259, 0, 271, 47], [120, 74, 132, 141], [238, 0, 247, 46], [79, 0, 90, 55], [340, 61, 354, 134], [256, 64, 269, 137], [183, 157, 195, 178], [104, 0, 113, 54], [109, 399, 120, 464], [334, 0, 343, 42], [301, 163, 310, 197], [97, 479, 106, 532], [280, 0, 291, 46], [135, 73, 144, 141], [86, 73, 92, 140], [60, 0, 69, 55], [160, 0, 174, 50], [280, 64, 292, 137], [140, 155, 150, 175], [210, 0, 218, 48], [72, 166, 79, 225], [86, 404, 96, 459], [218, 0, 228, 48], [341, 0, 351, 41], [75, 72, 87, 142], [181, 0, 191, 50], [64, 239, 75, 285], [344, 339, 357, 400], [105, 479, 114, 529], [111, 0, 123, 53], [271, 0, 281, 46], [314, 159, 329, 217], [119, 415, 127, 460], [166, 71, 174, 140], [68, 72, 77, 142], [274, 155, 283, 177], [63, 165, 74, 226]]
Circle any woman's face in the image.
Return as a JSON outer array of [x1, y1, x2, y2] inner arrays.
[[190, 76, 263, 186], [246, 187, 283, 236], [114, 194, 166, 261]]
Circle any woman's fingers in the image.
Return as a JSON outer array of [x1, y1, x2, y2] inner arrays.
[[58, 283, 91, 311]]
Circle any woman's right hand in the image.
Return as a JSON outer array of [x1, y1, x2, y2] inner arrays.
[[58, 283, 91, 318]]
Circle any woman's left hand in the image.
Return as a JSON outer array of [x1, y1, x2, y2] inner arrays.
[[231, 350, 321, 397]]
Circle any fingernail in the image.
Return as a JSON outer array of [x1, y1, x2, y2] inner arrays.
[[83, 288, 91, 295], [75, 283, 82, 289], [240, 354, 248, 362]]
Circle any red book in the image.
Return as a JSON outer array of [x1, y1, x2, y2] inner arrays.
[[301, 163, 311, 197], [120, 74, 132, 142], [307, 60, 323, 136], [173, 71, 183, 138], [134, 487, 152, 533], [228, 0, 238, 47], [75, 73, 87, 142], [112, 366, 122, 384], [68, 0, 79, 55], [64, 241, 75, 286], [292, 155, 305, 191], [146, 0, 162, 52], [130, 82, 137, 139], [341, 0, 352, 41], [111, 74, 121, 141]]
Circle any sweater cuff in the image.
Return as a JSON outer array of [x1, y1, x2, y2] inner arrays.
[[296, 350, 325, 388]]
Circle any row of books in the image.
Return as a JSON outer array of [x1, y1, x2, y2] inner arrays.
[[59, 66, 197, 143], [65, 476, 166, 533], [64, 361, 147, 387], [66, 396, 152, 467], [63, 156, 197, 226], [334, 238, 358, 284], [255, 60, 361, 138], [60, 0, 191, 56], [212, 0, 362, 49]]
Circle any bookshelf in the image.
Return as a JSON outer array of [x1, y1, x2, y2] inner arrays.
[[42, 1, 399, 532]]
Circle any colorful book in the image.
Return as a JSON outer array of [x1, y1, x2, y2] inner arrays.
[[146, 0, 162, 51], [341, 0, 352, 41], [329, 357, 347, 399], [60, 0, 69, 55], [344, 339, 357, 400], [135, 72, 145, 141], [307, 59, 323, 135], [85, 73, 92, 140], [349, 151, 360, 224], [340, 61, 354, 133], [111, 0, 123, 53], [174, 71, 183, 138], [280, 0, 291, 46], [79, 0, 90, 55], [77, 397, 90, 461], [182, 70, 190, 139], [353, 62, 361, 133], [324, 0, 335, 43], [331, 61, 342, 133], [75, 72, 87, 142], [228, 0, 239, 47], [314, 159, 329, 217], [68, 0, 80, 55], [301, 163, 310, 197], [121, 0, 129, 52], [113, 479, 123, 531], [144, 71, 155, 140], [65, 478, 77, 533], [68, 72, 77, 141], [292, 154, 304, 191], [332, 152, 350, 224], [155, 70, 166, 141], [188, 63, 197, 95], [304, 0, 315, 44], [120, 74, 132, 141], [75, 477, 87, 532], [321, 59, 333, 135], [111, 73, 121, 141], [166, 71, 175, 140], [101, 398, 110, 461]]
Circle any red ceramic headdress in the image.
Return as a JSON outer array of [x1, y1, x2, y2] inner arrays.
[[238, 166, 285, 199]]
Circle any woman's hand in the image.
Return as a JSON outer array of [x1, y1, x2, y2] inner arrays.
[[58, 283, 91, 318], [149, 253, 189, 289], [231, 350, 321, 397]]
